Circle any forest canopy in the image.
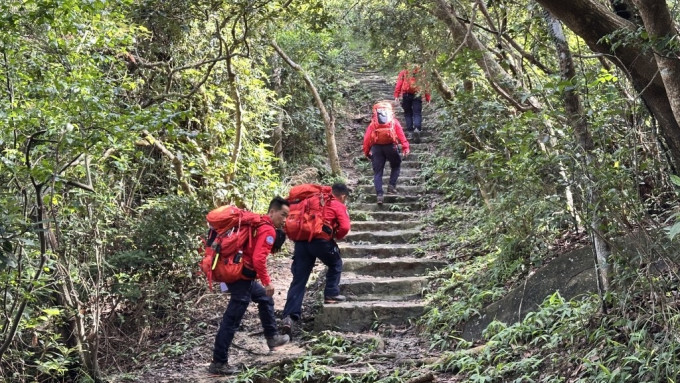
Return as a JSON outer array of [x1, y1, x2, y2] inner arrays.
[[2, 0, 680, 381]]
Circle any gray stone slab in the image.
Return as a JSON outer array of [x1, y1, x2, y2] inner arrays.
[[461, 245, 595, 342], [381, 168, 421, 177], [350, 202, 424, 212], [351, 220, 422, 231], [355, 185, 424, 195], [359, 194, 422, 204], [344, 229, 421, 244], [351, 211, 418, 222], [339, 243, 421, 258], [314, 301, 426, 332], [340, 276, 427, 297], [342, 257, 446, 277], [461, 230, 680, 342], [357, 176, 421, 186]]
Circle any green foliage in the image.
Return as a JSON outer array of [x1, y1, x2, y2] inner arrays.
[[274, 16, 356, 171], [1, 0, 289, 380], [436, 292, 680, 382], [2, 0, 680, 381]]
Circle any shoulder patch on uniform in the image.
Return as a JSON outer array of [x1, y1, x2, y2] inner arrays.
[[266, 235, 275, 245]]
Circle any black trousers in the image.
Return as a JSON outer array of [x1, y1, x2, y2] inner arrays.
[[401, 93, 423, 132], [371, 143, 402, 195]]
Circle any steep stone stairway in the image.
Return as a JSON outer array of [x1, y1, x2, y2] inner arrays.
[[314, 68, 445, 332]]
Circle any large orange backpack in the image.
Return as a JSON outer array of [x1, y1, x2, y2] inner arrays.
[[199, 206, 270, 289], [285, 184, 333, 242], [399, 67, 424, 94], [371, 102, 398, 145]]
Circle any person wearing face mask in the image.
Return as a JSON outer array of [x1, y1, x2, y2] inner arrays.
[[362, 101, 410, 205]]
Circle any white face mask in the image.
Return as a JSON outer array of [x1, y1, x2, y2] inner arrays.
[[377, 108, 391, 124]]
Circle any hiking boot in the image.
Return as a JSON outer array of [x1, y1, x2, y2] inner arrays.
[[376, 195, 384, 205], [387, 185, 398, 195], [280, 316, 293, 336], [208, 362, 239, 375], [324, 295, 347, 304], [266, 334, 290, 350], [413, 129, 421, 144]]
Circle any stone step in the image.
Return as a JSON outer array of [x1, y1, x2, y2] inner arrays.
[[344, 229, 421, 244], [351, 220, 421, 231], [359, 171, 422, 181], [402, 156, 427, 163], [358, 78, 389, 84], [313, 300, 426, 332], [388, 168, 422, 177], [357, 176, 421, 186], [343, 257, 446, 277], [399, 161, 423, 170], [339, 243, 421, 258], [340, 276, 427, 298], [351, 210, 418, 222], [355, 185, 424, 195], [350, 202, 424, 212], [356, 195, 422, 204]]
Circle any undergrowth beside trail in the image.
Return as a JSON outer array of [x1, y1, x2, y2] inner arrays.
[[412, 83, 680, 382], [434, 291, 680, 382]]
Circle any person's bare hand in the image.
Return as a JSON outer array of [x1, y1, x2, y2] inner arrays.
[[264, 284, 275, 297]]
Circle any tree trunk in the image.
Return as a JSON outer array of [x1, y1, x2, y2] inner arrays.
[[545, 11, 611, 293], [141, 131, 193, 195], [632, 0, 680, 131], [271, 64, 285, 163], [535, 0, 680, 171], [431, 69, 455, 101], [270, 40, 342, 176], [225, 70, 244, 185], [432, 0, 580, 224]]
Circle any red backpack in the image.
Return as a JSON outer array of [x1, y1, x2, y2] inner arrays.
[[399, 67, 424, 94], [198, 206, 270, 289], [371, 102, 398, 145], [285, 184, 333, 242]]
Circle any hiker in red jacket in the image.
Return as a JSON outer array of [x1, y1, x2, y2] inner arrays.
[[394, 64, 431, 143], [280, 183, 351, 335], [209, 197, 290, 376], [362, 101, 410, 205]]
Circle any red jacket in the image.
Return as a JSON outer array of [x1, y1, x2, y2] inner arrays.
[[362, 119, 410, 158], [394, 69, 431, 102], [319, 199, 351, 241], [243, 215, 275, 286]]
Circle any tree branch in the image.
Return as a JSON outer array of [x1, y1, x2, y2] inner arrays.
[[270, 40, 341, 175], [141, 130, 193, 195]]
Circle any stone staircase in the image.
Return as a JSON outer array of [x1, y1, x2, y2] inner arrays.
[[314, 68, 445, 332]]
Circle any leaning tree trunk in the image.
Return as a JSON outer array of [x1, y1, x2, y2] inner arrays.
[[535, 0, 680, 172], [271, 62, 285, 163], [632, 0, 680, 130], [432, 0, 579, 222], [545, 11, 611, 295], [433, 0, 539, 112], [225, 57, 244, 185], [270, 40, 342, 176]]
